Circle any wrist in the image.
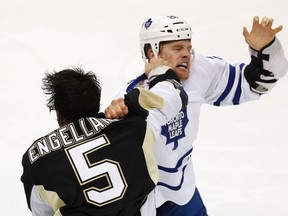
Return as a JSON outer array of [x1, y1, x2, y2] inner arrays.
[[148, 65, 171, 79]]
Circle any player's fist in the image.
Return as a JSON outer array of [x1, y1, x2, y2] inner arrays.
[[104, 98, 128, 119], [145, 57, 172, 78]]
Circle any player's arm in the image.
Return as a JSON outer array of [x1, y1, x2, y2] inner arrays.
[[124, 58, 188, 126], [29, 186, 56, 216], [105, 58, 186, 119], [203, 16, 287, 106], [243, 16, 288, 94], [21, 149, 65, 216]]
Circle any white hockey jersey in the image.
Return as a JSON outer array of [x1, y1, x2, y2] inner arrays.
[[114, 38, 288, 211]]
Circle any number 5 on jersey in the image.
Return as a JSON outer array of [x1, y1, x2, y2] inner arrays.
[[65, 135, 128, 206]]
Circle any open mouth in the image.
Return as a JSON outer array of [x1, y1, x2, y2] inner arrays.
[[177, 62, 188, 69]]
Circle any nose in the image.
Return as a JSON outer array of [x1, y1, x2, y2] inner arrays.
[[182, 48, 191, 59]]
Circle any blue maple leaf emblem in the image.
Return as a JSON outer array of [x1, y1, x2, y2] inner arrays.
[[161, 108, 189, 150], [144, 18, 153, 29]]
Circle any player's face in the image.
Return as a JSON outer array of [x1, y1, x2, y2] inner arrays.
[[158, 40, 192, 80]]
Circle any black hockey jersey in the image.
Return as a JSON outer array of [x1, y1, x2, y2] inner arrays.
[[21, 70, 186, 216]]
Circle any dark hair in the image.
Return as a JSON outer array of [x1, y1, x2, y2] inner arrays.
[[42, 67, 101, 124], [144, 44, 152, 59]]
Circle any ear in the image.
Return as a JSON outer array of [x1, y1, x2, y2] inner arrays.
[[147, 48, 155, 60]]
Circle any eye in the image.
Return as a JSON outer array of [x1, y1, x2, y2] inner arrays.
[[173, 46, 182, 51]]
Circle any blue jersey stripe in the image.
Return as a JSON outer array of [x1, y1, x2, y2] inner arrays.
[[213, 64, 236, 106], [126, 73, 147, 93], [158, 148, 192, 173], [232, 63, 245, 105], [157, 165, 187, 191]]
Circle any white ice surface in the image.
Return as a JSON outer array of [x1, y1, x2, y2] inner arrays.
[[0, 0, 287, 215]]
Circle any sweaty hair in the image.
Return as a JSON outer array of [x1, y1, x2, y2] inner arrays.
[[42, 67, 101, 125]]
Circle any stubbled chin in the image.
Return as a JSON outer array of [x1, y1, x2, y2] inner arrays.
[[179, 75, 189, 81], [175, 68, 189, 80]]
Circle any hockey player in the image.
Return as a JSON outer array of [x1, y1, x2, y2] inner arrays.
[[21, 63, 188, 216], [104, 15, 288, 215]]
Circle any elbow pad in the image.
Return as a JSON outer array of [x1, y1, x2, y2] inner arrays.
[[244, 54, 278, 94]]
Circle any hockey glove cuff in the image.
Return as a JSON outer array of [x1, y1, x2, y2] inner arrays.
[[244, 47, 278, 94]]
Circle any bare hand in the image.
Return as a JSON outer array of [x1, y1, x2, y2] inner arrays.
[[145, 57, 172, 77], [104, 98, 128, 119], [243, 16, 283, 51]]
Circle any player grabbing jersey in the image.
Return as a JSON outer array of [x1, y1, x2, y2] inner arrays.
[[21, 63, 187, 216]]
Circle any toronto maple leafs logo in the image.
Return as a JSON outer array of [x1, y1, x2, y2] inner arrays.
[[144, 18, 152, 29], [161, 108, 189, 150]]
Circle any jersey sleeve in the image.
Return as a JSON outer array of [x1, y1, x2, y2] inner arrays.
[[124, 68, 187, 136], [249, 37, 288, 79], [197, 37, 288, 106], [29, 186, 56, 216]]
